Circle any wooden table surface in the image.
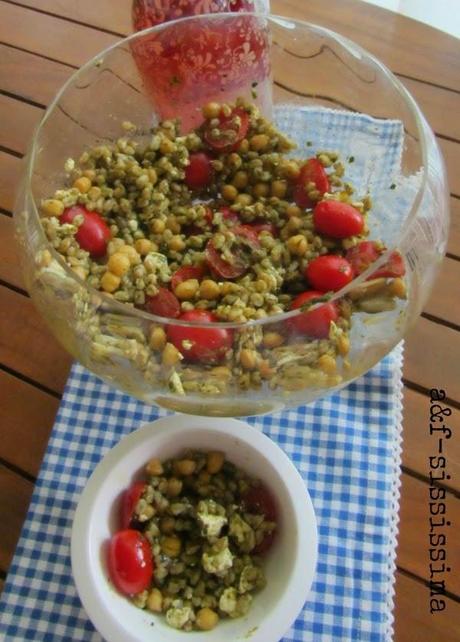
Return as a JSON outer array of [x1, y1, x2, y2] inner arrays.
[[0, 0, 459, 639]]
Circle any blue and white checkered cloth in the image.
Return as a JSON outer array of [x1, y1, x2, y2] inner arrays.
[[0, 108, 406, 641]]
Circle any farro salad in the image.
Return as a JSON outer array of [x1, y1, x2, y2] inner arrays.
[[38, 99, 406, 395], [108, 450, 277, 631]]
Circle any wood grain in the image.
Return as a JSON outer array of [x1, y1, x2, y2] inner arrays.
[[0, 369, 58, 477], [394, 571, 460, 642], [0, 152, 21, 213], [424, 258, 460, 327], [0, 94, 40, 156], [402, 388, 460, 494], [438, 138, 460, 197], [403, 317, 460, 402], [0, 214, 24, 290], [397, 474, 460, 595], [448, 197, 460, 257], [0, 285, 71, 393], [0, 464, 33, 571]]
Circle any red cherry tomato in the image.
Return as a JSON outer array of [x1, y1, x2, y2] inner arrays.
[[120, 482, 145, 530], [184, 152, 213, 190], [108, 529, 153, 596], [171, 265, 205, 292], [243, 485, 277, 554], [251, 221, 278, 237], [345, 242, 406, 278], [233, 224, 261, 248], [205, 240, 247, 279], [230, 0, 255, 9], [145, 287, 180, 318], [61, 206, 111, 258], [288, 290, 338, 338], [167, 310, 233, 364], [293, 159, 330, 209], [305, 255, 353, 292], [313, 200, 364, 239], [220, 206, 240, 226], [204, 107, 249, 152]]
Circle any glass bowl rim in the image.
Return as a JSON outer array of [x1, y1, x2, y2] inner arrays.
[[22, 11, 431, 330]]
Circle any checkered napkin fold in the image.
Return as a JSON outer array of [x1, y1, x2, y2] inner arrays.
[[0, 107, 405, 642]]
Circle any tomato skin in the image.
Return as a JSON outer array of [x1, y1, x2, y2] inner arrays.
[[313, 201, 364, 239], [288, 290, 338, 338], [233, 224, 260, 249], [243, 485, 277, 554], [293, 159, 330, 209], [167, 310, 233, 364], [184, 152, 213, 190], [205, 240, 247, 279], [204, 108, 249, 153], [120, 482, 145, 530], [171, 265, 205, 292], [346, 242, 406, 278], [61, 206, 111, 258], [145, 287, 180, 318], [305, 255, 353, 292], [220, 206, 240, 226], [251, 221, 278, 237], [108, 529, 153, 596]]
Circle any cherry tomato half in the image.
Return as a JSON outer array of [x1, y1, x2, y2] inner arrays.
[[145, 287, 180, 318], [204, 107, 249, 153], [184, 152, 213, 190], [171, 265, 205, 292], [108, 529, 153, 596], [293, 158, 330, 209], [313, 200, 364, 239], [167, 310, 233, 364], [251, 221, 278, 237], [345, 241, 406, 278], [205, 240, 247, 279], [120, 482, 145, 530], [288, 290, 338, 338], [243, 485, 277, 554], [233, 224, 261, 249], [305, 255, 353, 292], [61, 205, 111, 258], [220, 206, 240, 226]]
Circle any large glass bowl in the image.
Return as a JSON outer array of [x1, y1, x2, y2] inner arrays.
[[14, 13, 449, 416]]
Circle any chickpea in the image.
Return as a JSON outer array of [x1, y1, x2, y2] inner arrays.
[[318, 354, 337, 374], [73, 176, 92, 193], [200, 279, 220, 300], [147, 588, 163, 613], [160, 517, 176, 534], [100, 271, 121, 293], [166, 216, 181, 234], [232, 170, 249, 189], [222, 184, 238, 202], [202, 102, 221, 119], [134, 238, 154, 255], [162, 342, 182, 367], [173, 459, 197, 476], [286, 204, 302, 218], [236, 193, 253, 207], [168, 235, 185, 252], [287, 234, 308, 256], [166, 477, 183, 497], [149, 326, 167, 351], [337, 334, 350, 356], [250, 134, 269, 151], [41, 198, 64, 218], [206, 451, 225, 474], [160, 138, 176, 155], [281, 160, 300, 180], [161, 535, 182, 558], [118, 244, 140, 265], [240, 348, 258, 370], [151, 218, 165, 234], [263, 331, 285, 348], [145, 458, 163, 476], [196, 608, 219, 631], [107, 252, 131, 277], [174, 278, 199, 300], [82, 169, 96, 181], [238, 138, 249, 153], [271, 180, 287, 199], [253, 182, 269, 198]]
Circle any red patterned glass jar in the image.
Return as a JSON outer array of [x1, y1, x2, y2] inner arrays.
[[131, 0, 271, 130]]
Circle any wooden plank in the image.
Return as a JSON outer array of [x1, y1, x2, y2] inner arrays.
[[439, 138, 460, 197], [0, 465, 33, 571], [0, 215, 24, 290], [401, 78, 460, 142], [424, 257, 460, 327], [0, 2, 117, 68], [394, 571, 460, 642], [402, 388, 460, 494], [0, 285, 71, 394], [404, 317, 460, 402], [9, 0, 460, 92], [0, 43, 72, 106], [448, 197, 460, 257], [0, 94, 42, 156], [0, 370, 58, 477], [0, 152, 21, 213], [397, 474, 460, 595]]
